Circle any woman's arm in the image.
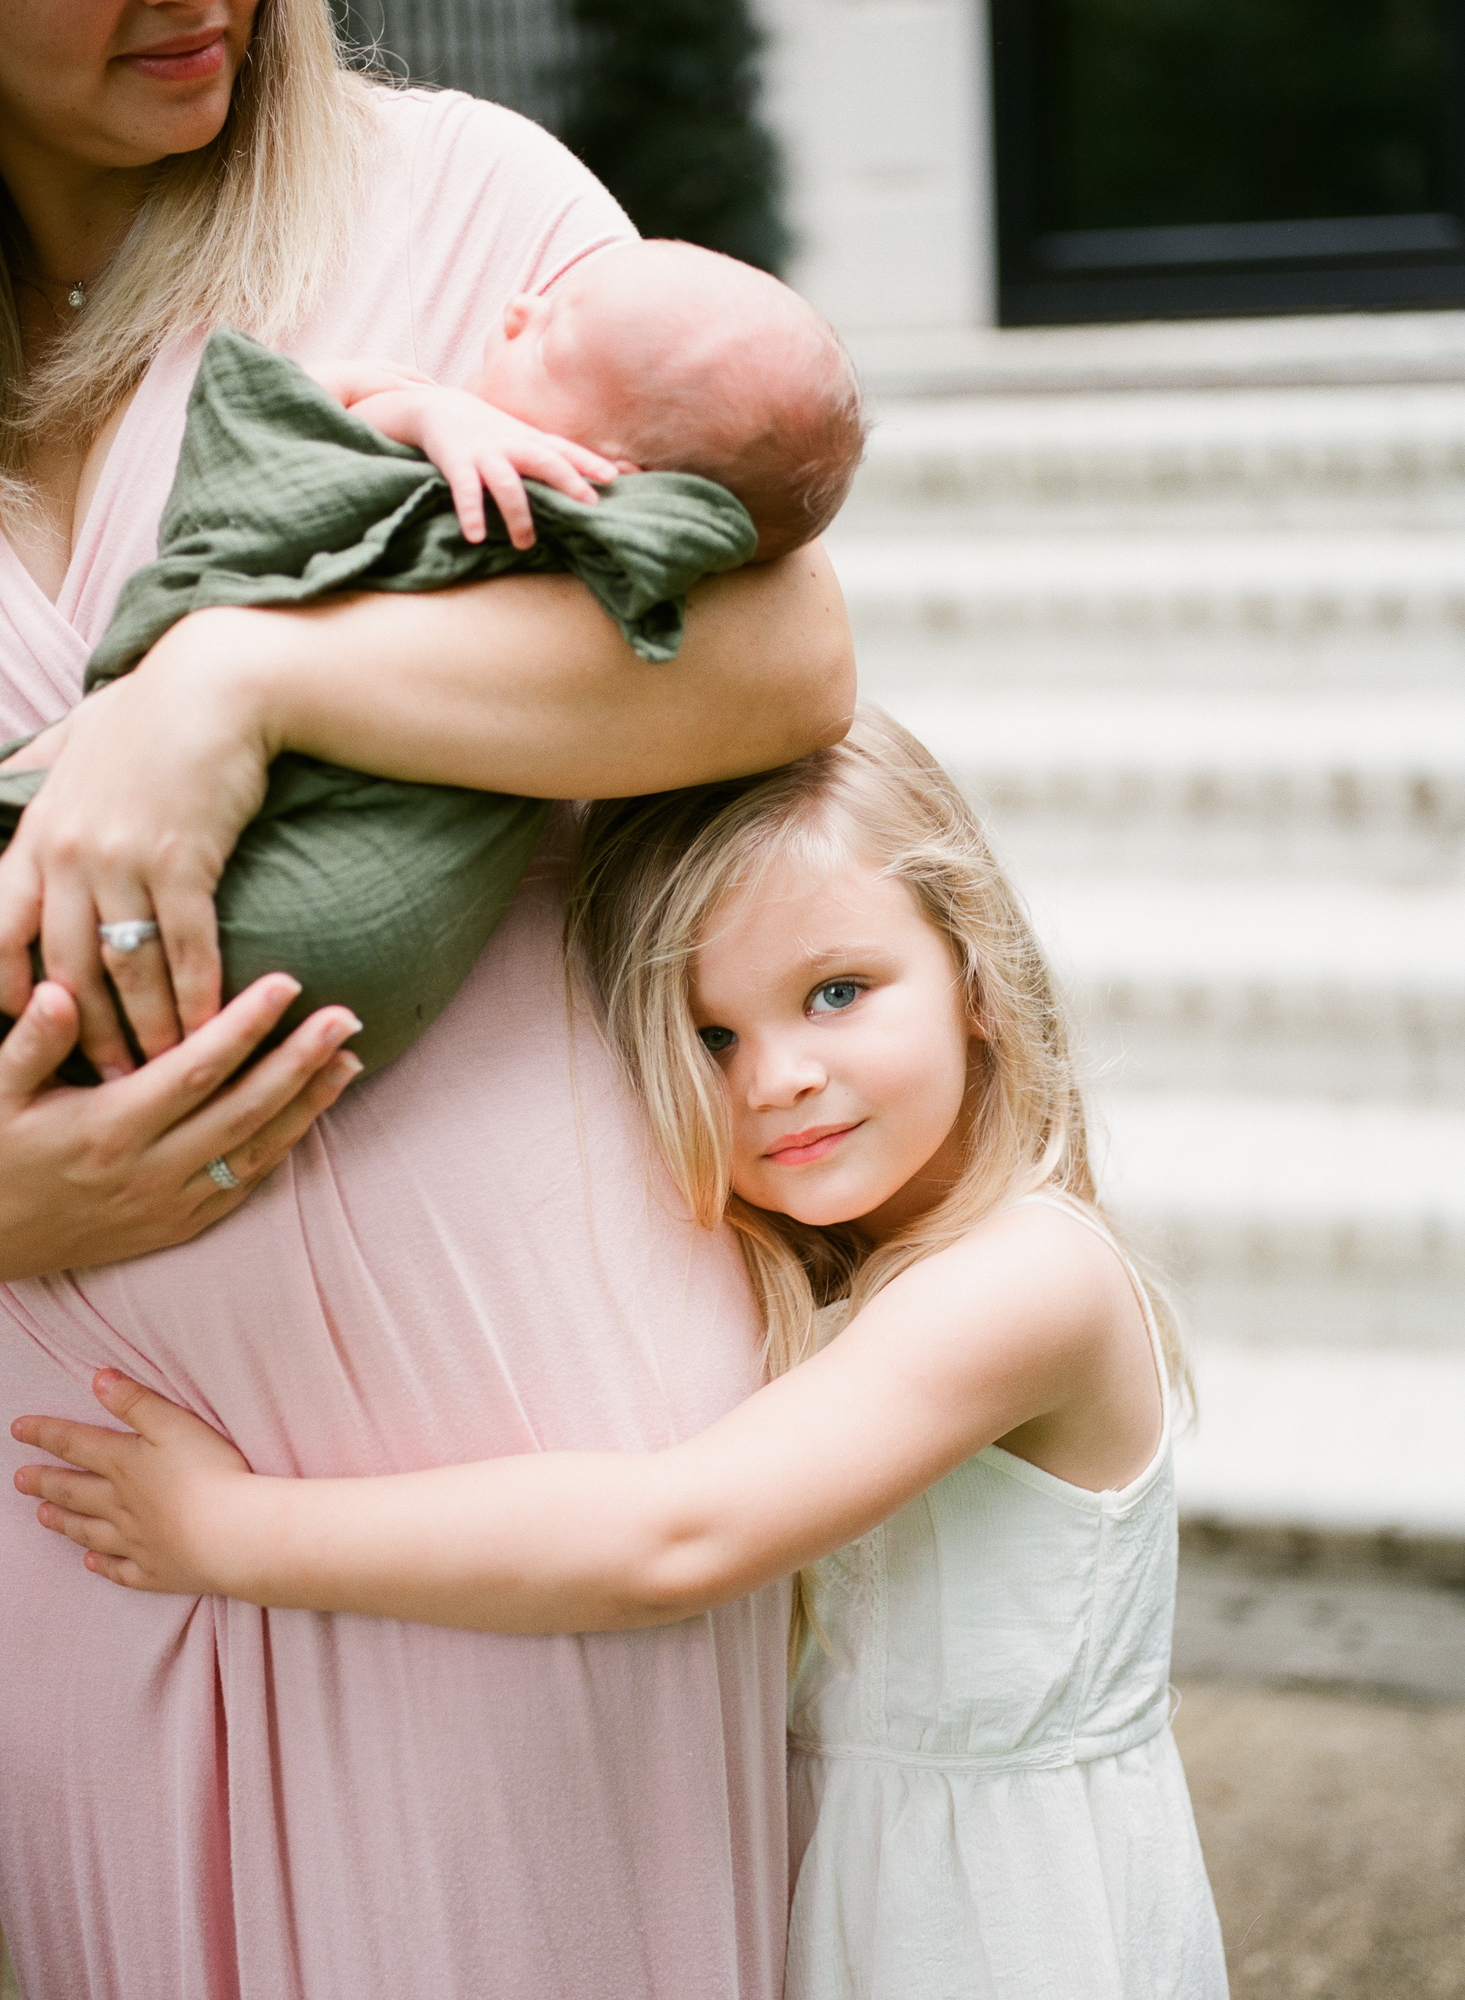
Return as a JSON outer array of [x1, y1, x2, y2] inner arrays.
[[0, 550, 854, 1073], [12, 1208, 1149, 1630]]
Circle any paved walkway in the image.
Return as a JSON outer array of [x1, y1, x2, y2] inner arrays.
[[1176, 1529, 1465, 1998]]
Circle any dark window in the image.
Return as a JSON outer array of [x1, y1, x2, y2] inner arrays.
[[991, 0, 1465, 322]]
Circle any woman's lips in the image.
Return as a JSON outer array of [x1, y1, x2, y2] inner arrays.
[[764, 1122, 861, 1166], [121, 31, 227, 83]]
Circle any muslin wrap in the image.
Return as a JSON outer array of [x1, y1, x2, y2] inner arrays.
[[0, 326, 756, 1075]]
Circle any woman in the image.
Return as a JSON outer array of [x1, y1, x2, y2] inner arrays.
[[0, 7, 853, 1998]]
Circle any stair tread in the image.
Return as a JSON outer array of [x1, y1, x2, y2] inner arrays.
[[1094, 1090, 1465, 1220], [1024, 875, 1465, 992], [830, 525, 1465, 590], [882, 687, 1465, 775], [1172, 1340, 1465, 1534]]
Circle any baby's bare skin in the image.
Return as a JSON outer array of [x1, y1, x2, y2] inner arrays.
[[314, 239, 843, 558]]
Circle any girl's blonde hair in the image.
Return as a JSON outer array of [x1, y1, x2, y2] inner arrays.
[[570, 701, 1189, 1401], [1, 0, 376, 518]]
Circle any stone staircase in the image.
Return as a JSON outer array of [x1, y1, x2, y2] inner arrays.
[[828, 371, 1465, 1536]]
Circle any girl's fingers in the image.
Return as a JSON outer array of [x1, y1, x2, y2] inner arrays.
[[84, 1550, 153, 1589], [11, 1412, 122, 1470], [36, 1498, 127, 1556], [17, 1462, 116, 1518], [90, 1369, 189, 1443], [0, 981, 81, 1101]]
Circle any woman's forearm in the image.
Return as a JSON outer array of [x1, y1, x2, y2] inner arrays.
[[148, 546, 855, 800]]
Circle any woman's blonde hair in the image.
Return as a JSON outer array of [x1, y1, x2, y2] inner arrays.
[[570, 702, 1189, 1472], [1, 0, 376, 517]]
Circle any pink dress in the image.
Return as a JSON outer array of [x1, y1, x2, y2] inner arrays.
[[0, 93, 789, 2000]]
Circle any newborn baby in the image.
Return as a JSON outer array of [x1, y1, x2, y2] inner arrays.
[[316, 237, 864, 563], [0, 242, 864, 1080]]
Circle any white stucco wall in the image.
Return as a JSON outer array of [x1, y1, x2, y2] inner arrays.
[[757, 0, 996, 333]]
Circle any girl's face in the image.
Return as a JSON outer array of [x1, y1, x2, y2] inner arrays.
[[0, 1, 256, 182], [691, 853, 980, 1242]]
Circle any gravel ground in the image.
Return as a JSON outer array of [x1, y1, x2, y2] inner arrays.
[[1175, 1682, 1465, 2000]]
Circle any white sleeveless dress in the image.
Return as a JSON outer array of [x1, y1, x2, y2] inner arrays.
[[785, 1194, 1229, 2000]]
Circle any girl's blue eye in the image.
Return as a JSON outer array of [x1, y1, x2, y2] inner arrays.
[[699, 1025, 736, 1054], [808, 981, 861, 1016]]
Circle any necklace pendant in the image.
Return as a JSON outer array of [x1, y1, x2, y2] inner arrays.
[[67, 280, 87, 310]]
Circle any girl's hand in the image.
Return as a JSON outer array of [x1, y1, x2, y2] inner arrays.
[[0, 638, 275, 1074], [13, 1371, 259, 1596], [0, 976, 362, 1281], [349, 385, 622, 550]]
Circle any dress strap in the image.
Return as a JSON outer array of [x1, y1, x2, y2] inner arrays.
[[1005, 1189, 1171, 1419]]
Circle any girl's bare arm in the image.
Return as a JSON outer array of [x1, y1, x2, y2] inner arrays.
[[12, 1206, 1152, 1629]]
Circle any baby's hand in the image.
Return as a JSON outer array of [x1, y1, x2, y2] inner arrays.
[[13, 1372, 260, 1597], [352, 385, 621, 550]]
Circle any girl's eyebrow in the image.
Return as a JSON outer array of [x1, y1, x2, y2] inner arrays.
[[797, 944, 899, 975]]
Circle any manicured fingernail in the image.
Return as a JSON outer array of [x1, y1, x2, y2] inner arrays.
[[278, 976, 303, 999], [336, 1053, 364, 1080]]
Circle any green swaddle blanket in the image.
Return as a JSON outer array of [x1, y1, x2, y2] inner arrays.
[[0, 327, 757, 1077]]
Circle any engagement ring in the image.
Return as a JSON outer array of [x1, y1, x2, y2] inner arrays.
[[205, 1157, 243, 1192], [98, 919, 161, 953]]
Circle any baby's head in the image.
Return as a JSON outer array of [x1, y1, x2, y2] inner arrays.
[[470, 240, 867, 558]]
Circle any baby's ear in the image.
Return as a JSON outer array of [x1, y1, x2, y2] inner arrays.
[[502, 294, 535, 340]]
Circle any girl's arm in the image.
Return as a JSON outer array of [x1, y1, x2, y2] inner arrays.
[[12, 1206, 1154, 1630], [0, 549, 853, 1077]]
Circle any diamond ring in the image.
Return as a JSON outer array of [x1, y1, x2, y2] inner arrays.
[[98, 919, 161, 954], [204, 1156, 243, 1192]]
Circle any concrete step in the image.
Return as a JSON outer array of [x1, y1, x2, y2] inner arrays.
[[831, 527, 1465, 690], [1095, 1090, 1465, 1349], [1172, 1341, 1465, 1538], [872, 686, 1465, 883], [847, 384, 1465, 532], [1024, 873, 1465, 1105]]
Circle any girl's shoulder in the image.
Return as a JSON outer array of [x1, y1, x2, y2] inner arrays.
[[913, 1193, 1141, 1349]]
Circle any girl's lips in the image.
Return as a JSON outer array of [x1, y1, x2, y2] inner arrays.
[[765, 1122, 861, 1166], [120, 32, 228, 83]]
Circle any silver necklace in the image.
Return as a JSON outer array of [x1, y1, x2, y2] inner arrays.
[[67, 279, 87, 310]]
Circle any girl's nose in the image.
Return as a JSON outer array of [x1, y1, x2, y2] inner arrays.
[[745, 1036, 826, 1111]]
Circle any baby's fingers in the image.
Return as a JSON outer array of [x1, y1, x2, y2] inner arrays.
[[557, 438, 620, 486], [478, 457, 537, 550], [439, 452, 491, 545]]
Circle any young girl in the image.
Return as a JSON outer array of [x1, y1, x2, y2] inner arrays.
[[13, 708, 1228, 1999]]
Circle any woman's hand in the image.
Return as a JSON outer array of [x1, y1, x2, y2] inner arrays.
[[0, 651, 275, 1076], [0, 976, 362, 1281], [13, 1370, 262, 1597]]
